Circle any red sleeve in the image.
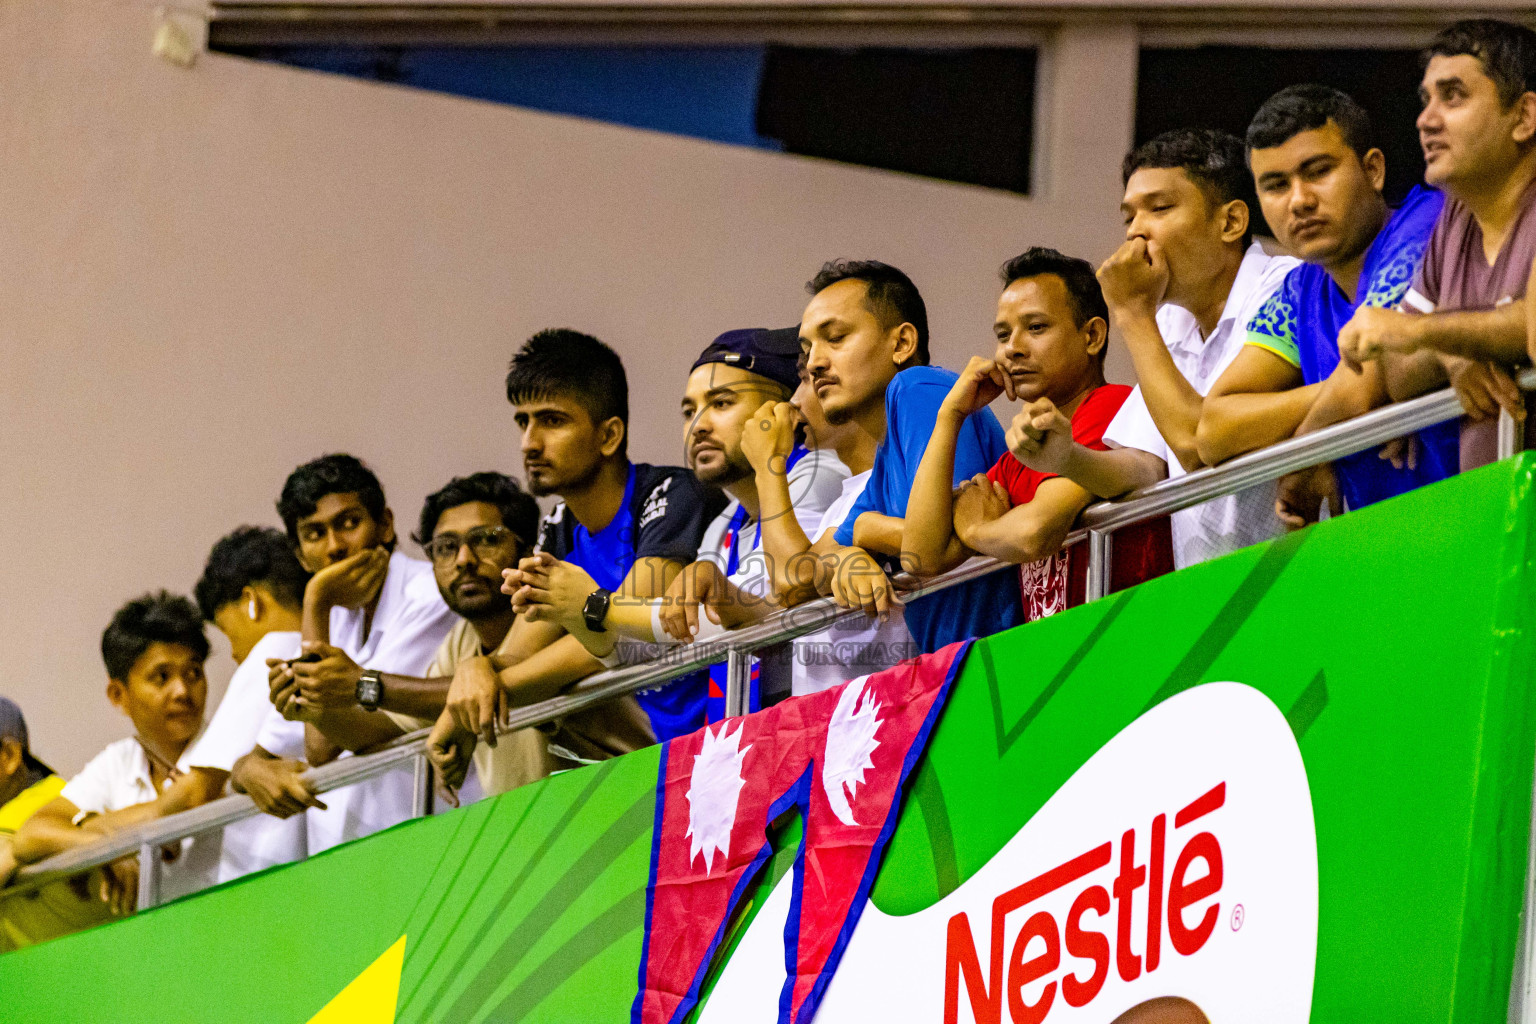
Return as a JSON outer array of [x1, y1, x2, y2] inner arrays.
[[985, 452, 1013, 488], [1070, 385, 1132, 453]]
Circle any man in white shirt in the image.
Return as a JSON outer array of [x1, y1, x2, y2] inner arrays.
[[1047, 129, 1297, 568], [282, 471, 546, 800], [185, 526, 318, 883], [13, 594, 220, 912], [268, 454, 455, 852]]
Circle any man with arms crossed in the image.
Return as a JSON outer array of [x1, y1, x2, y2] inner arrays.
[[1335, 19, 1536, 464], [431, 331, 722, 793], [902, 248, 1173, 618], [1198, 85, 1459, 524]]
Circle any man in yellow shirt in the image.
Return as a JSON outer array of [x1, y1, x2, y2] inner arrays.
[[0, 697, 110, 950]]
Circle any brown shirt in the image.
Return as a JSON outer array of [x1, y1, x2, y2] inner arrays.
[[1406, 176, 1536, 468]]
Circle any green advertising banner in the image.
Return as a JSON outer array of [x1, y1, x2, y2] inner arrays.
[[3, 455, 1534, 1023]]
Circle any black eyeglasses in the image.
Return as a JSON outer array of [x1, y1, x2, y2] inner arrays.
[[424, 526, 517, 566]]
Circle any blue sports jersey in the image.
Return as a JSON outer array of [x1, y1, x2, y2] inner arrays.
[[832, 365, 1024, 651], [1244, 186, 1458, 511], [561, 464, 709, 742]]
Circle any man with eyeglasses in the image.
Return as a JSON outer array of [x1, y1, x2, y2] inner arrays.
[[276, 472, 545, 799]]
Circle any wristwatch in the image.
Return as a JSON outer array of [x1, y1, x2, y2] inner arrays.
[[355, 669, 384, 712], [583, 587, 613, 633]]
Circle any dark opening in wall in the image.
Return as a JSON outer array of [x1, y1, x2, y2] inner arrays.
[[1137, 47, 1427, 206], [212, 43, 1037, 194]]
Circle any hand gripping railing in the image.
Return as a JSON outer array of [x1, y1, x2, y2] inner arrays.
[[6, 371, 1531, 914]]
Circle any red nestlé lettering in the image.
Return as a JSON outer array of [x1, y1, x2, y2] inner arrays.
[[943, 782, 1226, 1024]]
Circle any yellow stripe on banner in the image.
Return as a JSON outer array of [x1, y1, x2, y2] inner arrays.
[[306, 935, 407, 1024]]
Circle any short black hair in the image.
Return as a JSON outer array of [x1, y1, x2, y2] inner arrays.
[[413, 472, 541, 553], [999, 247, 1111, 331], [1424, 19, 1536, 107], [807, 260, 930, 367], [101, 592, 209, 681], [505, 329, 629, 435], [276, 453, 388, 546], [1246, 84, 1375, 158], [194, 526, 311, 621], [1123, 128, 1255, 243]]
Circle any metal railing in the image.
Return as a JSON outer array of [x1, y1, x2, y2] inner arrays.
[[7, 370, 1531, 912]]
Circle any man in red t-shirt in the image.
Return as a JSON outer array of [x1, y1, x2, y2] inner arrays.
[[903, 248, 1173, 622]]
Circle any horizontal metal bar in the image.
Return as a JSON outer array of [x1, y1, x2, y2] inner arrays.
[[11, 373, 1524, 895]]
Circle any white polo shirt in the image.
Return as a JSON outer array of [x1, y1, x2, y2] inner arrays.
[[1103, 242, 1298, 569], [305, 550, 456, 853], [60, 737, 220, 901], [791, 470, 916, 696], [183, 630, 308, 883], [697, 448, 849, 701]]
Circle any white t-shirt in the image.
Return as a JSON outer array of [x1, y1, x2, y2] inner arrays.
[[306, 551, 456, 853], [1103, 242, 1298, 569], [696, 449, 849, 701], [183, 630, 307, 884], [792, 470, 916, 696], [60, 737, 220, 901]]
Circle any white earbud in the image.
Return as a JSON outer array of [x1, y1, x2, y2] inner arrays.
[[247, 597, 258, 621]]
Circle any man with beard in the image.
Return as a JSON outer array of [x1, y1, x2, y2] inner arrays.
[[278, 473, 545, 798], [430, 330, 723, 795], [505, 328, 848, 712]]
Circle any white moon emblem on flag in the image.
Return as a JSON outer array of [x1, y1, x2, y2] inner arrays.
[[823, 675, 884, 826], [686, 721, 751, 873]]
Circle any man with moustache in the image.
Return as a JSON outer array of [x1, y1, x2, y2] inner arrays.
[[279, 472, 547, 798], [1198, 85, 1459, 524], [805, 260, 1024, 650], [1334, 20, 1536, 467], [902, 248, 1173, 620], [430, 330, 723, 796]]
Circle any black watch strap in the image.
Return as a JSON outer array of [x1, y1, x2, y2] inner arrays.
[[355, 669, 384, 712], [583, 588, 612, 633]]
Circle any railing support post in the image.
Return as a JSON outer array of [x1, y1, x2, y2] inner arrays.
[[1086, 530, 1114, 602], [412, 752, 434, 818], [1499, 408, 1523, 461], [136, 842, 161, 911], [725, 649, 751, 718]]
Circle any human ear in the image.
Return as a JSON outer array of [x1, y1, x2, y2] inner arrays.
[[0, 738, 22, 776], [891, 323, 920, 368], [1220, 199, 1250, 245], [378, 508, 397, 547], [1361, 148, 1387, 193], [599, 416, 627, 458], [241, 586, 261, 622], [1083, 317, 1109, 359], [106, 678, 129, 715], [1512, 92, 1536, 146]]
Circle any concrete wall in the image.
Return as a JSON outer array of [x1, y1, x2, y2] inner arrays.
[[0, 0, 1136, 773]]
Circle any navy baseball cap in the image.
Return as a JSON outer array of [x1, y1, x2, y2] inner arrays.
[[691, 327, 802, 394], [0, 697, 52, 776]]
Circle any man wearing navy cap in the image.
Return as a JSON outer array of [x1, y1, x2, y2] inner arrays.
[[507, 328, 849, 714]]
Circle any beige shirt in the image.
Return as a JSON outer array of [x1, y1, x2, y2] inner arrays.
[[388, 619, 555, 797]]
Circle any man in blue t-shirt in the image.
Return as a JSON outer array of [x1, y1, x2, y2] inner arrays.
[[802, 260, 1024, 652], [430, 329, 724, 783], [1199, 85, 1459, 522]]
